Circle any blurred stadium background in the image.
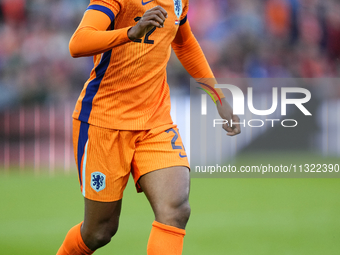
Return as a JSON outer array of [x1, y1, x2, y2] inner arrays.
[[1, 0, 340, 254]]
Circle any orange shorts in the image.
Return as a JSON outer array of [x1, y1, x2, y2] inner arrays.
[[72, 119, 190, 202]]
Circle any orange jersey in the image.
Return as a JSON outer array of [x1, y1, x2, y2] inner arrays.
[[70, 0, 224, 130], [71, 0, 188, 130]]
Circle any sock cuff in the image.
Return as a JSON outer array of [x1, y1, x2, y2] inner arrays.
[[152, 221, 186, 237], [76, 222, 94, 254]]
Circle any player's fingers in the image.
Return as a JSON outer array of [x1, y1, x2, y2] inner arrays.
[[149, 5, 168, 18], [145, 7, 167, 19], [227, 125, 241, 136], [229, 128, 241, 136], [223, 123, 233, 132], [235, 124, 241, 134], [147, 14, 165, 26], [144, 16, 164, 27], [145, 20, 162, 28], [143, 12, 166, 28], [223, 121, 241, 136], [227, 129, 239, 136], [147, 9, 167, 21], [231, 116, 241, 134]]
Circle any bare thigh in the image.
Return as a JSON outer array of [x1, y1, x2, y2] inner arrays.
[[138, 166, 190, 229]]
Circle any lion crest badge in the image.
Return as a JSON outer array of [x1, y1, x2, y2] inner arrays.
[[173, 0, 183, 19], [91, 172, 106, 192]]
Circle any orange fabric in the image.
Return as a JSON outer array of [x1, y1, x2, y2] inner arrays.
[[71, 0, 189, 130], [69, 10, 131, 57], [57, 222, 93, 255], [73, 119, 189, 202], [147, 221, 186, 255], [172, 20, 225, 102], [70, 0, 220, 130]]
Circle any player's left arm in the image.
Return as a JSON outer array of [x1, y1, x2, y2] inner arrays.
[[171, 18, 241, 136]]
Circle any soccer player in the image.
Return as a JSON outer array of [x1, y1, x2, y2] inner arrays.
[[57, 0, 240, 254]]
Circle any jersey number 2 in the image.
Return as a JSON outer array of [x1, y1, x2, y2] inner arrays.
[[166, 128, 187, 158], [133, 17, 156, 44]]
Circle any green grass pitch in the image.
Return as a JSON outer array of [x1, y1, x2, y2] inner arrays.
[[1, 153, 340, 254]]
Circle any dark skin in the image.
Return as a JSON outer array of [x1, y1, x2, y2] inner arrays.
[[217, 98, 241, 136], [80, 5, 240, 251], [127, 6, 168, 40], [138, 166, 191, 229], [81, 166, 190, 251]]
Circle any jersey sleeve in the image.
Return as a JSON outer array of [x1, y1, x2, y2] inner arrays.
[[88, 0, 121, 17], [69, 9, 132, 58], [171, 19, 225, 101]]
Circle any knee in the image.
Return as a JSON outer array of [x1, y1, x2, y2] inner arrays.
[[82, 223, 118, 250], [176, 201, 191, 224], [92, 228, 116, 248], [157, 200, 191, 229], [178, 202, 191, 225]]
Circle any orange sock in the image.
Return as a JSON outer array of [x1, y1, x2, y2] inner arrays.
[[147, 221, 186, 255], [57, 222, 94, 255]]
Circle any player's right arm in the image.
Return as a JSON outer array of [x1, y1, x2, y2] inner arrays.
[[69, 6, 167, 58], [69, 9, 130, 58]]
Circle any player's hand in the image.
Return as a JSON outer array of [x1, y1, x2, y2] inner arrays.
[[128, 6, 168, 41], [216, 98, 241, 136]]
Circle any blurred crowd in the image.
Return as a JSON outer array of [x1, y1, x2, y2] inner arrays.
[[182, 0, 340, 80], [1, 0, 340, 108], [0, 0, 90, 108]]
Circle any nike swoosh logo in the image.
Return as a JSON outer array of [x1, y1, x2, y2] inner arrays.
[[179, 152, 187, 158], [142, 0, 154, 5]]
